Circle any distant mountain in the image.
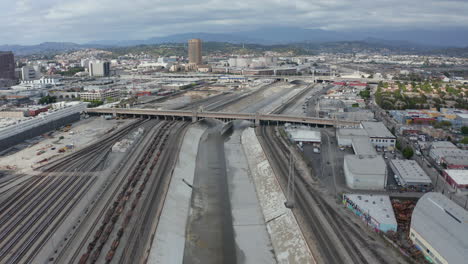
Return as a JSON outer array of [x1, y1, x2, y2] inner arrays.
[[0, 42, 110, 56], [1, 26, 468, 56]]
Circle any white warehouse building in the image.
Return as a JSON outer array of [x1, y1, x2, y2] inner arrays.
[[344, 137, 387, 190], [410, 192, 468, 264], [361, 121, 396, 148]]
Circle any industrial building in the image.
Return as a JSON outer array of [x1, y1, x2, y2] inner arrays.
[[344, 135, 387, 190], [285, 126, 321, 147], [336, 128, 368, 147], [410, 192, 468, 264], [0, 102, 87, 150], [344, 155, 387, 190], [79, 89, 120, 101], [361, 121, 396, 148], [389, 159, 432, 187], [316, 99, 345, 118], [331, 110, 375, 122], [188, 39, 202, 65], [343, 194, 397, 232], [442, 170, 468, 193], [429, 141, 468, 169]]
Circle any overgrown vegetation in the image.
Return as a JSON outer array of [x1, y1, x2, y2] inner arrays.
[[83, 100, 104, 108], [39, 95, 57, 105], [58, 67, 85, 76]]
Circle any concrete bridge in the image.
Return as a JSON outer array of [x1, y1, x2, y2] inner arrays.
[[86, 108, 360, 127]]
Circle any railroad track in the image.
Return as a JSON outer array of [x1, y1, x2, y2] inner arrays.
[[81, 121, 177, 263], [270, 83, 315, 115], [118, 122, 189, 264], [40, 119, 149, 172], [54, 120, 187, 264], [52, 120, 164, 264], [258, 125, 389, 264], [257, 125, 344, 263], [0, 119, 151, 264]]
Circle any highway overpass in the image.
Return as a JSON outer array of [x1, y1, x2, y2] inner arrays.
[[86, 108, 360, 127]]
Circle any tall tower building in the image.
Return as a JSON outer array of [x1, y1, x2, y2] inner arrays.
[[188, 39, 202, 65], [0, 51, 15, 80], [89, 61, 110, 77]]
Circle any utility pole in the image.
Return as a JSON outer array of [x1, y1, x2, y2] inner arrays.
[[285, 153, 296, 209]]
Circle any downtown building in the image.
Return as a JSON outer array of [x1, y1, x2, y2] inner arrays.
[[188, 39, 202, 65], [0, 51, 15, 87], [89, 61, 111, 77], [0, 51, 15, 80]]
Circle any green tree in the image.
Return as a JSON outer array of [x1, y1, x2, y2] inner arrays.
[[461, 126, 468, 135], [352, 103, 359, 107], [359, 90, 370, 99], [434, 121, 452, 129], [461, 137, 468, 144], [396, 140, 402, 151], [402, 147, 414, 159], [39, 95, 57, 105]]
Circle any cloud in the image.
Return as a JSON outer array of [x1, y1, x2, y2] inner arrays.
[[0, 0, 467, 44]]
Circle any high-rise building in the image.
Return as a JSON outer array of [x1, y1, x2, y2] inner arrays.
[[0, 51, 15, 80], [188, 39, 202, 65], [21, 66, 38, 81], [89, 61, 110, 77]]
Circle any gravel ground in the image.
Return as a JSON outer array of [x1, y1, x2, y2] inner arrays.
[[0, 117, 131, 174]]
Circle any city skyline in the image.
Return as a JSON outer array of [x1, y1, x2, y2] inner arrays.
[[1, 0, 468, 45]]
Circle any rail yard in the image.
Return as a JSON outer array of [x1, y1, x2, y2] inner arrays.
[[0, 79, 412, 264]]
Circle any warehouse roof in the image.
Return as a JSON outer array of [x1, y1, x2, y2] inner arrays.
[[286, 128, 321, 143], [344, 194, 397, 230], [431, 141, 457, 149], [351, 137, 376, 156], [411, 192, 468, 264], [361, 121, 395, 139], [390, 159, 432, 185], [337, 128, 368, 138], [432, 148, 468, 160], [444, 170, 468, 185], [344, 155, 386, 176]]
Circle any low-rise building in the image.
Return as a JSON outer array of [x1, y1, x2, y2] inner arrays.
[[343, 194, 397, 233], [429, 141, 468, 168], [361, 121, 396, 148], [344, 135, 387, 190], [344, 154, 387, 190], [336, 128, 368, 147], [410, 192, 468, 264], [79, 89, 120, 101], [442, 170, 468, 192], [285, 127, 321, 146], [389, 159, 432, 187]]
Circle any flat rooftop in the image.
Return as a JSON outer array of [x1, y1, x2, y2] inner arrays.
[[287, 129, 321, 143], [344, 194, 397, 229], [431, 141, 457, 149], [411, 192, 468, 264], [344, 155, 386, 175], [351, 137, 376, 156], [361, 121, 395, 139], [444, 170, 468, 185], [390, 159, 432, 185], [337, 128, 368, 138]]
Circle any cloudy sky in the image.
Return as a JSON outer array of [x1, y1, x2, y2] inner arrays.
[[1, 0, 468, 44]]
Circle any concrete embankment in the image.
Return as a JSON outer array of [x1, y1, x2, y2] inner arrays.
[[241, 127, 315, 264], [148, 125, 205, 264]]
